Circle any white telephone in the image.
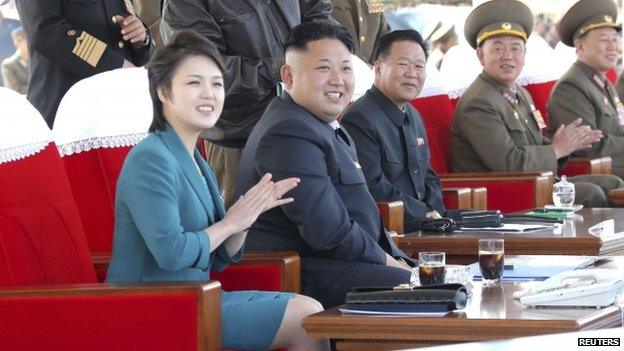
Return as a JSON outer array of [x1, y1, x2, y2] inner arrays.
[[513, 268, 624, 308]]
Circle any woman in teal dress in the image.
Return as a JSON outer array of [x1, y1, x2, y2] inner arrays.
[[106, 30, 329, 351]]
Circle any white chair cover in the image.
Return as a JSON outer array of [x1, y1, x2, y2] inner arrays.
[[53, 67, 152, 156], [0, 87, 52, 165]]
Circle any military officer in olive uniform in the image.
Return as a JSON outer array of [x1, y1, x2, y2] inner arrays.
[[547, 0, 624, 179], [16, 0, 153, 127], [450, 0, 624, 207], [331, 0, 390, 64]]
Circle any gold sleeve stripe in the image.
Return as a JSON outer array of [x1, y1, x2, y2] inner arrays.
[[82, 36, 97, 62], [76, 34, 94, 58], [72, 31, 107, 67]]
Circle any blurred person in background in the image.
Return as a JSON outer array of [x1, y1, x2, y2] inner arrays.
[[1, 26, 27, 94], [331, 0, 390, 64], [0, 6, 20, 87]]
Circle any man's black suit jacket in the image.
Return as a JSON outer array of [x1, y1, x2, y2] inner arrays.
[[342, 86, 445, 232], [237, 93, 411, 284]]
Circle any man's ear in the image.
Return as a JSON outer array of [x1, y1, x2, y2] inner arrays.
[[476, 47, 485, 66], [574, 38, 584, 54], [373, 60, 382, 81], [280, 64, 294, 90]]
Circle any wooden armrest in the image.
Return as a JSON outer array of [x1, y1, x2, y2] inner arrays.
[[235, 251, 301, 293], [471, 187, 488, 210], [439, 171, 553, 179], [439, 172, 553, 212], [561, 157, 609, 176], [599, 156, 613, 175], [0, 281, 222, 351], [93, 251, 302, 293], [609, 188, 624, 205], [442, 187, 472, 209], [377, 201, 404, 234]]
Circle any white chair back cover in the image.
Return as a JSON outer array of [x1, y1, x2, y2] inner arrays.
[[352, 54, 374, 101], [53, 67, 152, 156], [439, 43, 482, 99], [0, 87, 52, 165]]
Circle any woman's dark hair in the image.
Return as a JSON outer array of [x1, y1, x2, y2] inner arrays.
[[373, 29, 428, 62], [284, 20, 354, 54], [147, 29, 226, 132]]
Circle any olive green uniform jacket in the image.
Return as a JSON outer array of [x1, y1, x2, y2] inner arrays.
[[548, 61, 624, 177], [450, 72, 562, 173], [331, 0, 389, 64]]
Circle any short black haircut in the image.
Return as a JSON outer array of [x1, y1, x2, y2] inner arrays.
[[147, 29, 225, 132], [284, 20, 354, 54], [373, 29, 428, 61]]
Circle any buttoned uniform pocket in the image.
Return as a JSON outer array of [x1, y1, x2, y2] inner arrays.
[[504, 117, 530, 146], [596, 105, 623, 133], [339, 165, 366, 185], [381, 147, 403, 178]]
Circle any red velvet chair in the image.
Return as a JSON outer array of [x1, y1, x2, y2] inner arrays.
[[53, 69, 301, 292], [412, 70, 553, 213], [0, 87, 222, 351]]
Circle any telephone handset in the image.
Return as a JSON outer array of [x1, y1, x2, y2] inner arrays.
[[513, 268, 624, 308]]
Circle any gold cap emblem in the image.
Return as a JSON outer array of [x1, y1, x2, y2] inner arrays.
[[604, 15, 613, 23], [501, 22, 512, 30]]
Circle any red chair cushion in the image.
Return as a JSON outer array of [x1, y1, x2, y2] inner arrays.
[[62, 147, 132, 254], [212, 264, 282, 292], [0, 292, 198, 350], [411, 94, 455, 173], [558, 162, 591, 177], [0, 144, 97, 286], [442, 179, 536, 213], [524, 81, 556, 126]]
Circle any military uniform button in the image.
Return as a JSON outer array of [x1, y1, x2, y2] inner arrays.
[[118, 41, 124, 48], [359, 16, 363, 22], [112, 16, 117, 24], [67, 29, 76, 37], [360, 35, 365, 42]]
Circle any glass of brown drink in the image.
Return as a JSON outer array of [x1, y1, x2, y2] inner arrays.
[[478, 239, 504, 286], [418, 252, 446, 286]]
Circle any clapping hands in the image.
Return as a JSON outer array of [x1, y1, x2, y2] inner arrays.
[[221, 173, 300, 234]]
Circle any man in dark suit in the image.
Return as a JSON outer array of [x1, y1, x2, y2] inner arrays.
[[16, 0, 153, 127], [342, 29, 446, 232], [237, 21, 413, 308]]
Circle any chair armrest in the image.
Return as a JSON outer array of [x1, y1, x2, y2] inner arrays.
[[377, 201, 405, 234], [442, 187, 472, 209], [439, 172, 553, 213], [92, 251, 302, 293], [599, 156, 613, 175], [471, 187, 488, 210], [212, 251, 301, 293], [0, 281, 221, 351], [609, 188, 624, 205], [559, 157, 611, 176]]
